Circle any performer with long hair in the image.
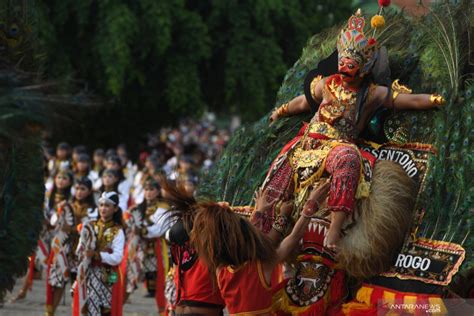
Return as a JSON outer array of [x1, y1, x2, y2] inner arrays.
[[46, 174, 92, 315], [13, 169, 73, 303], [161, 180, 225, 316], [69, 177, 98, 278], [191, 181, 329, 315], [123, 178, 170, 314]]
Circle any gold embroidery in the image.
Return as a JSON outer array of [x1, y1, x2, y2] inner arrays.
[[73, 201, 89, 220], [308, 122, 341, 139], [291, 146, 331, 169], [94, 220, 120, 251], [310, 75, 323, 100], [317, 78, 358, 139], [328, 77, 356, 102]]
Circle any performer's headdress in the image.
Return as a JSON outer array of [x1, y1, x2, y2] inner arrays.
[[337, 9, 378, 75], [99, 191, 119, 206]]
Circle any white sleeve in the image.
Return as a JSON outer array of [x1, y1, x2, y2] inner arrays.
[[100, 229, 125, 266], [133, 189, 144, 206], [145, 207, 175, 238], [118, 180, 130, 211]]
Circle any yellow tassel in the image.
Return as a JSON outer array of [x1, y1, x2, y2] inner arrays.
[[356, 178, 370, 199], [342, 301, 372, 315], [355, 286, 374, 305]]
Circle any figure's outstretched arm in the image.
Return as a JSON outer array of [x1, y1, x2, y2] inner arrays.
[[270, 79, 324, 123], [392, 93, 445, 110], [270, 95, 310, 123], [374, 85, 445, 111]]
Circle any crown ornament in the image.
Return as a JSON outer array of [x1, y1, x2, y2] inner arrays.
[[336, 8, 378, 71]]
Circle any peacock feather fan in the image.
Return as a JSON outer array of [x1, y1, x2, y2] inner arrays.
[[198, 1, 473, 273], [0, 65, 45, 300]]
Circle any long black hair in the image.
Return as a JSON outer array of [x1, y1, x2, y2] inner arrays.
[[98, 191, 125, 228], [106, 155, 125, 182], [73, 176, 96, 208], [100, 168, 120, 193], [48, 169, 74, 209]]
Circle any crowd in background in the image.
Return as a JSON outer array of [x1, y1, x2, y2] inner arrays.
[[43, 118, 230, 209], [12, 118, 231, 315]]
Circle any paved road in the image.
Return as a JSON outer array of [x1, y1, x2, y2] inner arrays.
[[1, 276, 159, 315]]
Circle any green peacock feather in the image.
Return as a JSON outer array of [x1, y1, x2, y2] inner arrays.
[[0, 1, 101, 300], [0, 69, 45, 300], [198, 1, 473, 274]]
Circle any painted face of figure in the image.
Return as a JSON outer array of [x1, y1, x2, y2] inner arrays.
[[99, 201, 117, 222], [338, 57, 360, 82]]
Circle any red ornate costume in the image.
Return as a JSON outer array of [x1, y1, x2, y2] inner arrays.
[[217, 261, 273, 315], [260, 73, 376, 232], [171, 244, 225, 308]]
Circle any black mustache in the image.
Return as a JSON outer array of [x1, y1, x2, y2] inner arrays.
[[340, 71, 356, 78]]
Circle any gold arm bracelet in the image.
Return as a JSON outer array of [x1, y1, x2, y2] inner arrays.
[[275, 102, 290, 118], [430, 94, 445, 106]]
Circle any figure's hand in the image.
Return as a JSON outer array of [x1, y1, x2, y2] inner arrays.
[[280, 201, 294, 217], [269, 110, 279, 125], [254, 189, 275, 213], [305, 179, 330, 206]]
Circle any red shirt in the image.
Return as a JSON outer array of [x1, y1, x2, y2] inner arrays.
[[217, 261, 273, 315], [176, 258, 225, 306]]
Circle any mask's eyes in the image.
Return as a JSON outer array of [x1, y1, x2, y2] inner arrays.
[[348, 64, 354, 69], [339, 60, 344, 66]]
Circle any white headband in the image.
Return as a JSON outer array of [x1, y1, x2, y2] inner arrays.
[[98, 191, 118, 206]]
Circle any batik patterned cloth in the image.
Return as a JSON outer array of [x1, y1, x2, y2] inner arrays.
[[48, 203, 75, 288], [86, 265, 113, 316], [143, 241, 158, 273]]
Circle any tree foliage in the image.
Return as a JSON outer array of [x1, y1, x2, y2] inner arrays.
[[34, 0, 352, 125]]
